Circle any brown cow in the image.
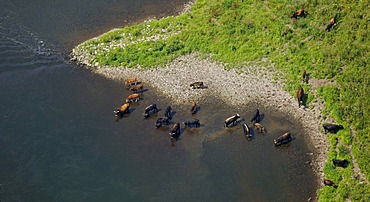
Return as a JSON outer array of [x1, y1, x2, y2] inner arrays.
[[274, 132, 292, 146], [129, 84, 143, 93], [126, 93, 140, 103], [190, 101, 198, 114], [114, 103, 130, 116], [325, 17, 336, 31], [254, 123, 266, 133], [125, 77, 138, 86], [297, 87, 304, 107], [323, 179, 337, 188], [170, 123, 181, 145], [290, 9, 306, 19]]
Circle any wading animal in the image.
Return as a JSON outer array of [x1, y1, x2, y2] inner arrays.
[[129, 84, 143, 93], [323, 123, 344, 134], [190, 101, 198, 114], [250, 109, 260, 123], [126, 93, 140, 103], [332, 159, 349, 168], [290, 9, 306, 19], [297, 87, 304, 107], [224, 114, 240, 128], [325, 17, 336, 31], [254, 123, 266, 133], [155, 116, 170, 128], [274, 132, 292, 146], [170, 123, 181, 144], [125, 77, 138, 87], [323, 179, 337, 188], [242, 123, 252, 140], [183, 118, 200, 128], [114, 103, 130, 116], [143, 104, 158, 118], [164, 106, 172, 119]]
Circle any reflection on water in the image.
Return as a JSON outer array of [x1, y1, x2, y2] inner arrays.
[[0, 0, 317, 201]]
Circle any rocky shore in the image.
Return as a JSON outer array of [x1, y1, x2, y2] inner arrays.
[[71, 52, 328, 183]]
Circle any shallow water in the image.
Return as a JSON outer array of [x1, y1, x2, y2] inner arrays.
[[0, 0, 317, 201]]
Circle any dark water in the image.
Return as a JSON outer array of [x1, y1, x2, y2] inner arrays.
[[0, 0, 317, 201]]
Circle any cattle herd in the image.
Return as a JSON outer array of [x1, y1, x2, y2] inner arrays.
[[115, 78, 205, 145], [117, 26, 346, 185]]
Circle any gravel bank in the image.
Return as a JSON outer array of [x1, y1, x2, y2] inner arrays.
[[83, 53, 328, 183]]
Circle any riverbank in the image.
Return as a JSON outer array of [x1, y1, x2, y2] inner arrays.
[[73, 52, 328, 185]]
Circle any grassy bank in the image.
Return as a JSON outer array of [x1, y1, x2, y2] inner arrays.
[[73, 0, 370, 200]]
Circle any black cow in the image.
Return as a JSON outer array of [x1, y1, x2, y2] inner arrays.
[[155, 117, 170, 128], [332, 159, 349, 168], [143, 104, 158, 118], [250, 109, 260, 123], [224, 114, 241, 128], [183, 119, 200, 128], [323, 123, 344, 134], [242, 123, 252, 140], [164, 106, 172, 119]]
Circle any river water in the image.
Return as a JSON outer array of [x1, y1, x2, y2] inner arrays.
[[0, 0, 318, 201]]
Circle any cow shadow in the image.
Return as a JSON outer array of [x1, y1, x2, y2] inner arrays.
[[304, 73, 310, 84], [243, 126, 255, 141], [302, 94, 309, 108], [115, 108, 136, 122], [259, 114, 265, 122]]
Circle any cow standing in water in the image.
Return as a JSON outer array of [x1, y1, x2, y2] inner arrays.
[[155, 117, 170, 128], [242, 123, 252, 140], [190, 101, 198, 114], [170, 123, 181, 145], [274, 132, 292, 146], [254, 123, 266, 134], [250, 109, 260, 123], [183, 118, 200, 128], [143, 104, 158, 118], [114, 103, 130, 116], [297, 87, 304, 107], [125, 77, 138, 87], [164, 106, 172, 119], [126, 93, 140, 103], [224, 114, 240, 128], [129, 84, 143, 93]]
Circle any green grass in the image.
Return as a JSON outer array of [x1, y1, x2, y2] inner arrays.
[[74, 0, 370, 200]]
